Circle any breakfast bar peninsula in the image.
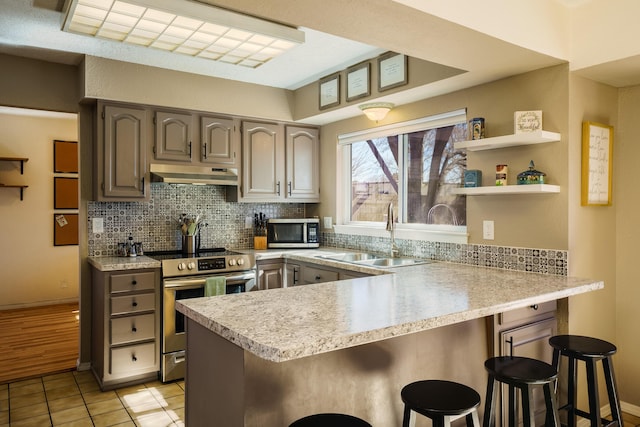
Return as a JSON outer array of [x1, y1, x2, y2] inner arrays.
[[176, 257, 602, 427]]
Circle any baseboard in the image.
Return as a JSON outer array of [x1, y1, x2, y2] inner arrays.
[[573, 401, 638, 427], [0, 298, 79, 311], [76, 360, 91, 371]]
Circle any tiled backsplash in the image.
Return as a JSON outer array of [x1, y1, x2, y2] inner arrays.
[[87, 183, 304, 256], [88, 183, 567, 276], [322, 232, 568, 276]]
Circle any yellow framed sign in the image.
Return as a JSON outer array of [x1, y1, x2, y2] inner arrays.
[[581, 121, 613, 206]]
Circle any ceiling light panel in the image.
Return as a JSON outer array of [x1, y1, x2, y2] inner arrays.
[[62, 0, 305, 68]]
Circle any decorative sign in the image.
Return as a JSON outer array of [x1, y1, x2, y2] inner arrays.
[[514, 111, 542, 134], [319, 73, 340, 110], [581, 121, 613, 206]]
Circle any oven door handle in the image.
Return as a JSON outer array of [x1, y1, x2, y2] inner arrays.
[[164, 272, 255, 289]]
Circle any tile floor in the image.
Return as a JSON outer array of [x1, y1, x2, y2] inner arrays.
[[0, 370, 184, 427]]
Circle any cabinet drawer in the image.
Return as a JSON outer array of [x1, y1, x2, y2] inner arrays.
[[111, 293, 155, 315], [111, 314, 155, 345], [302, 266, 339, 284], [110, 342, 156, 375], [110, 271, 156, 294], [499, 300, 556, 325]]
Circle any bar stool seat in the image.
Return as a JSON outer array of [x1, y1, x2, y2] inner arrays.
[[549, 335, 621, 427], [483, 356, 559, 427], [401, 380, 481, 427], [289, 413, 372, 427]]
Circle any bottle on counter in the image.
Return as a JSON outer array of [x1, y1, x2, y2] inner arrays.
[[127, 233, 137, 257]]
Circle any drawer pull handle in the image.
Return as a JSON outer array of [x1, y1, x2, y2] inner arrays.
[[132, 326, 137, 333], [530, 304, 539, 310], [132, 355, 137, 362], [132, 301, 138, 307]]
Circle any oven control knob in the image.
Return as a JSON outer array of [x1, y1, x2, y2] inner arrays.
[[237, 258, 245, 266], [187, 262, 196, 270], [228, 258, 237, 266], [177, 262, 186, 271]]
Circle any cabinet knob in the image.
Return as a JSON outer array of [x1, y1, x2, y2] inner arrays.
[[131, 280, 137, 285], [132, 301, 138, 307], [530, 304, 539, 310], [132, 355, 138, 362], [132, 326, 137, 333], [315, 275, 321, 280]]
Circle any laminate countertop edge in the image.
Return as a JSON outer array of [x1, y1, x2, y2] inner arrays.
[[176, 256, 603, 363]]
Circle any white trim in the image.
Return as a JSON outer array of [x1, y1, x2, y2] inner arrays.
[[334, 224, 469, 244], [338, 108, 467, 145]]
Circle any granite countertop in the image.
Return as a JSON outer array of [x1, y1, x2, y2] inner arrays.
[[176, 252, 604, 363], [88, 255, 161, 271]]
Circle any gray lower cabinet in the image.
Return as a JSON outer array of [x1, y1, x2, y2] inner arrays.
[[256, 260, 284, 290], [97, 102, 150, 201], [91, 267, 161, 390], [489, 301, 557, 426]]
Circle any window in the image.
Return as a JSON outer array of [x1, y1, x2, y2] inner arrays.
[[337, 109, 468, 243]]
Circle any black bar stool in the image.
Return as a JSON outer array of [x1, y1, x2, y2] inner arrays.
[[549, 335, 622, 427], [401, 380, 481, 427], [289, 413, 372, 427], [483, 356, 559, 427]]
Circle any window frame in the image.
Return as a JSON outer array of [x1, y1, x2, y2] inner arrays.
[[335, 109, 469, 244]]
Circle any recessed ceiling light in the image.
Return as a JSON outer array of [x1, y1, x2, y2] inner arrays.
[[62, 0, 305, 68]]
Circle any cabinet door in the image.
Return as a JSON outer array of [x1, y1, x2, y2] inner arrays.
[[257, 262, 283, 290], [284, 263, 301, 287], [498, 317, 557, 426], [241, 121, 283, 200], [201, 116, 238, 167], [102, 104, 148, 199], [286, 126, 319, 201], [155, 111, 193, 162]]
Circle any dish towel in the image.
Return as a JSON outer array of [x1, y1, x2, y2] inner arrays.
[[204, 276, 226, 297]]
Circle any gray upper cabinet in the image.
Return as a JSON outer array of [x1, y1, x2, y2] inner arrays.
[[236, 121, 319, 202], [98, 103, 149, 201], [241, 121, 282, 200], [201, 116, 238, 167], [286, 126, 319, 201], [154, 111, 193, 162]]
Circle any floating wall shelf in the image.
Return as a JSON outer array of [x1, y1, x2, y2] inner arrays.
[[452, 184, 560, 196], [454, 131, 560, 151], [0, 156, 29, 200]]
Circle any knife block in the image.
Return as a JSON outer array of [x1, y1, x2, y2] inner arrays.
[[253, 236, 267, 250]]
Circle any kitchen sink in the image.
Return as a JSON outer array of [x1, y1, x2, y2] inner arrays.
[[354, 257, 430, 268], [317, 252, 382, 262], [317, 252, 430, 268]]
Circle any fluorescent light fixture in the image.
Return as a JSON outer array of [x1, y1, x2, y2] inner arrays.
[[62, 0, 305, 68], [359, 102, 395, 121]]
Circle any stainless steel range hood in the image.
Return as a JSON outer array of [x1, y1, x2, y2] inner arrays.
[[150, 164, 238, 186]]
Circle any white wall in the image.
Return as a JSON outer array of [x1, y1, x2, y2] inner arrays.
[[0, 108, 78, 309]]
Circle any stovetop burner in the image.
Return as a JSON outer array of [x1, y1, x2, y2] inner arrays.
[[146, 248, 243, 261]]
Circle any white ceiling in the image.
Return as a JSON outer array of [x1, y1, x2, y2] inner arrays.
[[2, 0, 640, 123]]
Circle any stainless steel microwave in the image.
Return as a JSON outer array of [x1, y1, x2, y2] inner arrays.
[[267, 218, 320, 248]]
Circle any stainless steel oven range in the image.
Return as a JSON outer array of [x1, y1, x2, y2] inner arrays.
[[149, 249, 255, 383]]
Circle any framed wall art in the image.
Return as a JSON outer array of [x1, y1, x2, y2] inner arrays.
[[346, 61, 370, 102], [53, 140, 78, 173], [581, 121, 613, 206], [319, 73, 340, 110], [378, 52, 408, 91]]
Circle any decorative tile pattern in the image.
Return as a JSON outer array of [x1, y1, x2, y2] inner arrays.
[[321, 232, 568, 276], [87, 183, 304, 256]]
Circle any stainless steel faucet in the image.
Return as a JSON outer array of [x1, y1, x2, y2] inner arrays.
[[386, 203, 399, 258]]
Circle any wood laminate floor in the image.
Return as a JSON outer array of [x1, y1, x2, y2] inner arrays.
[[0, 303, 79, 384]]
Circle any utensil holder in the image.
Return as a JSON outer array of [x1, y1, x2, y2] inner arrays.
[[182, 234, 199, 255]]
